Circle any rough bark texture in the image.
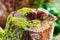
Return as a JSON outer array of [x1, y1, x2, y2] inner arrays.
[[22, 21, 53, 40]]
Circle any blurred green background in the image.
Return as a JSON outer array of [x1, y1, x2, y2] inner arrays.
[[49, 0, 60, 36]]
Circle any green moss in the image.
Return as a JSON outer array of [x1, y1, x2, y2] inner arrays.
[[3, 15, 31, 40], [2, 11, 40, 40], [31, 20, 40, 25], [0, 27, 4, 40], [17, 8, 31, 16]]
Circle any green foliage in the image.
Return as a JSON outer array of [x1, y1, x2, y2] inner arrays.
[[33, 0, 43, 9], [30, 0, 43, 9]]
